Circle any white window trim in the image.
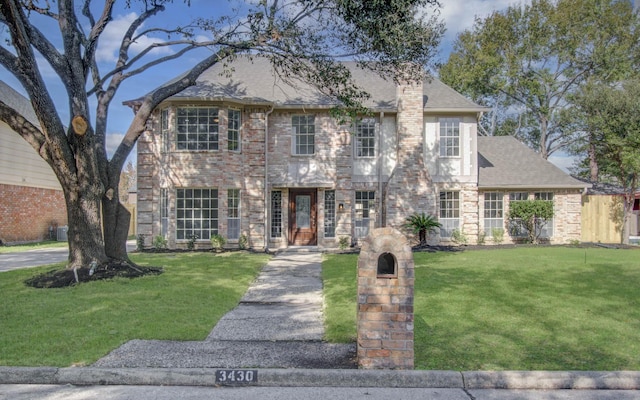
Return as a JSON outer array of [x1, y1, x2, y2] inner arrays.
[[355, 118, 377, 159], [291, 115, 315, 156], [439, 117, 461, 158]]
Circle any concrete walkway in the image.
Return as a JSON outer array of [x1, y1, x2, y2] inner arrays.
[[93, 251, 356, 369]]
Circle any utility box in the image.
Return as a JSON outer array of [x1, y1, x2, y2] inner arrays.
[[357, 227, 414, 369], [57, 226, 68, 242]]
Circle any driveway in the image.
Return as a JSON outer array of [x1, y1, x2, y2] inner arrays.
[[0, 242, 136, 273]]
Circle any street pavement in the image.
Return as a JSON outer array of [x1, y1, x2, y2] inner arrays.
[[1, 249, 640, 399], [3, 384, 640, 399], [0, 241, 137, 272], [0, 247, 69, 271]]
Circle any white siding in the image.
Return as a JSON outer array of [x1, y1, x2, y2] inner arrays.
[[425, 114, 478, 184], [0, 123, 61, 190]]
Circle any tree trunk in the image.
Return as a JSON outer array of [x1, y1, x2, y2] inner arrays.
[[103, 195, 131, 261], [64, 190, 109, 269], [539, 116, 549, 159], [588, 140, 599, 182], [419, 229, 426, 245]]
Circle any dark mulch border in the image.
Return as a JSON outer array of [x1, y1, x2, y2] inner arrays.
[[25, 260, 163, 289]]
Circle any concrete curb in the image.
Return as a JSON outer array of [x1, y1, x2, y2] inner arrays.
[[1, 367, 640, 389]]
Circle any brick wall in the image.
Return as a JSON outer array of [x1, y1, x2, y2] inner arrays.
[[0, 183, 67, 244], [137, 106, 267, 249], [357, 227, 414, 369]]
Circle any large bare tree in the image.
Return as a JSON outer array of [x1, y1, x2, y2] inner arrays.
[[0, 0, 443, 271]]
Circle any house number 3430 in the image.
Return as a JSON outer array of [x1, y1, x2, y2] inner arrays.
[[215, 369, 257, 384]]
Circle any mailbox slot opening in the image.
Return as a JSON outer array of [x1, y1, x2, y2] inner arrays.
[[377, 252, 397, 278]]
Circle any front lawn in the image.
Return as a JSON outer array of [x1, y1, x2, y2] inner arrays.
[[0, 252, 270, 367], [323, 247, 640, 371]]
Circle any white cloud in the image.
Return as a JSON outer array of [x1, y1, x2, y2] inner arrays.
[[106, 131, 125, 158], [95, 12, 174, 63]]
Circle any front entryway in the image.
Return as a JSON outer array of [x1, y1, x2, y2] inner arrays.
[[288, 189, 317, 245]]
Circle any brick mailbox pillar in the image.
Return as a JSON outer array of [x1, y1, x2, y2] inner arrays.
[[357, 227, 414, 369]]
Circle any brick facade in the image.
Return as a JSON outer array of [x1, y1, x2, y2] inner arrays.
[[135, 65, 584, 250], [0, 183, 67, 244]]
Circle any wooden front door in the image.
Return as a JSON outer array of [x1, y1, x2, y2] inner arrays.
[[288, 189, 317, 245]]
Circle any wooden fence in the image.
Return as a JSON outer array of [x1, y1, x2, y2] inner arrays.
[[581, 195, 627, 244]]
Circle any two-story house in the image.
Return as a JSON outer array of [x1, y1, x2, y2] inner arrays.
[[132, 56, 587, 250]]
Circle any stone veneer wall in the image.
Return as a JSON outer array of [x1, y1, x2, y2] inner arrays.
[[551, 190, 583, 244], [385, 81, 435, 230], [0, 183, 67, 244]]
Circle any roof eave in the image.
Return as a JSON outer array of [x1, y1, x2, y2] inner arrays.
[[425, 107, 492, 113], [478, 184, 591, 190]]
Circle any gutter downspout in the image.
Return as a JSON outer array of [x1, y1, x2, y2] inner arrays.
[[263, 105, 275, 251]]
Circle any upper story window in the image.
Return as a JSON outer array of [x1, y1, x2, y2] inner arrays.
[[292, 115, 315, 155], [227, 109, 241, 151], [355, 118, 376, 158], [439, 118, 460, 157], [176, 107, 219, 150]]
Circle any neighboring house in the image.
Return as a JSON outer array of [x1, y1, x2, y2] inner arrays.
[[132, 56, 588, 250], [0, 81, 67, 244], [578, 179, 640, 244]]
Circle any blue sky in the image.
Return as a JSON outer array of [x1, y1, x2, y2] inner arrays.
[[0, 0, 579, 171]]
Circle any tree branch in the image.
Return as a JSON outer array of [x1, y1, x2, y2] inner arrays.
[[84, 0, 115, 74], [109, 46, 248, 174], [0, 101, 46, 158]]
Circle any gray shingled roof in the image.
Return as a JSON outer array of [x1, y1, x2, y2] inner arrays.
[[146, 56, 486, 112], [478, 136, 589, 189], [0, 80, 40, 128], [571, 176, 639, 196]]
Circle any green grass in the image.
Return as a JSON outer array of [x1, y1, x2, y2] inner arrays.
[[323, 247, 640, 371], [0, 240, 68, 253], [0, 252, 270, 367]]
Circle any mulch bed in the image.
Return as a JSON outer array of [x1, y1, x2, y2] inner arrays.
[[25, 260, 163, 289]]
